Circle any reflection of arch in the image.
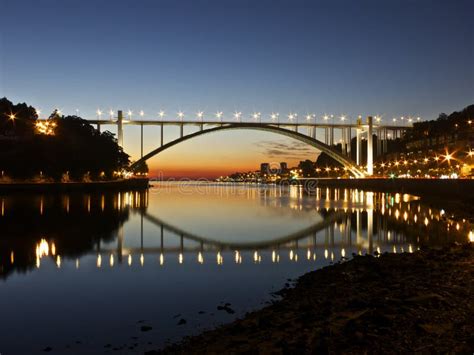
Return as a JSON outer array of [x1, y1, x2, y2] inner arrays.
[[143, 210, 344, 249], [130, 123, 365, 177]]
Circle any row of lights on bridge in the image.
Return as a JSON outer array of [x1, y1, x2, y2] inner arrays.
[[89, 109, 421, 124]]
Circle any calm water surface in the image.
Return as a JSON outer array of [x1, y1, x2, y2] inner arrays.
[[0, 183, 471, 354]]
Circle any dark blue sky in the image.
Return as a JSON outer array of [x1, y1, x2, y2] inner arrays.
[[2, 0, 473, 120]]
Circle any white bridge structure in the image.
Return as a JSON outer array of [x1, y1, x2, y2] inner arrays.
[[83, 111, 411, 177]]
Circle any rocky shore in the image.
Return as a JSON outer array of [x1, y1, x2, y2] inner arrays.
[[155, 243, 474, 354]]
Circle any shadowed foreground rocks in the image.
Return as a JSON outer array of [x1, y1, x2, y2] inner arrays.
[[156, 244, 474, 354]]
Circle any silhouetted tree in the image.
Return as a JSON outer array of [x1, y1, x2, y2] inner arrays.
[[0, 97, 130, 180]]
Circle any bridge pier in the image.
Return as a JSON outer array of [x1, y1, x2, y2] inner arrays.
[[160, 123, 164, 147], [140, 123, 144, 158], [346, 127, 351, 157], [356, 128, 362, 165], [117, 110, 124, 147], [329, 127, 334, 146], [376, 128, 382, 157], [341, 128, 346, 154]]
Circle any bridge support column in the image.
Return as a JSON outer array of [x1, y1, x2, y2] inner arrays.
[[117, 110, 124, 147], [341, 128, 346, 155], [376, 129, 381, 157], [180, 124, 184, 138], [325, 127, 329, 145], [330, 127, 334, 146], [383, 128, 388, 153], [346, 127, 351, 157], [356, 128, 362, 165], [160, 123, 164, 147], [140, 123, 144, 158], [367, 116, 374, 175], [97, 123, 101, 133]]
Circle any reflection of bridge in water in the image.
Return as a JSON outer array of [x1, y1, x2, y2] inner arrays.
[[5, 187, 467, 270], [95, 202, 423, 265]]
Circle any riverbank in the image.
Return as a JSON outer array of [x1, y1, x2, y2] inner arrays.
[[0, 178, 149, 193], [156, 243, 474, 353], [312, 178, 474, 221], [312, 178, 474, 200]]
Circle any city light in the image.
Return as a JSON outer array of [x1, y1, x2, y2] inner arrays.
[[96, 109, 103, 118], [177, 111, 184, 120], [233, 111, 242, 121], [35, 120, 57, 135], [139, 110, 145, 117], [270, 112, 279, 122], [158, 110, 165, 119], [288, 113, 297, 121], [8, 113, 16, 120], [196, 111, 204, 120], [252, 112, 261, 122], [215, 111, 223, 121], [127, 110, 133, 119]]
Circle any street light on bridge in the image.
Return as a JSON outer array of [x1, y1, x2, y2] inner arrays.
[[158, 110, 165, 119], [196, 111, 204, 121], [127, 110, 133, 120], [215, 111, 223, 122], [270, 112, 279, 123], [252, 112, 261, 123], [139, 110, 145, 118], [233, 111, 242, 122], [109, 109, 114, 120], [288, 113, 297, 122], [177, 111, 185, 121], [96, 109, 103, 119]]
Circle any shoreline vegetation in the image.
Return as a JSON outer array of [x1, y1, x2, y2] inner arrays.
[[156, 243, 474, 354], [0, 97, 148, 183]]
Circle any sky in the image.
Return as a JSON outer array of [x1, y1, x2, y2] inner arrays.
[[1, 0, 473, 178]]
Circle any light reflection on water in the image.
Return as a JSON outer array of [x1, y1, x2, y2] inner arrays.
[[0, 183, 471, 354]]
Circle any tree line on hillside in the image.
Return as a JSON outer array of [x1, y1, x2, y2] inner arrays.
[[404, 104, 474, 142], [0, 97, 137, 180]]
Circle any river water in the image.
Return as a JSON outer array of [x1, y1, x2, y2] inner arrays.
[[0, 183, 470, 354]]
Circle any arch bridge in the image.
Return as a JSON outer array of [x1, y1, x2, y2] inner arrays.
[[84, 111, 411, 177]]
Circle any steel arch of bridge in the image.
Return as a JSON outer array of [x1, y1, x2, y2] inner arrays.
[[130, 123, 366, 177]]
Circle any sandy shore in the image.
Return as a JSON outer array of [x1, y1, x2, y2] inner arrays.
[[153, 243, 474, 354]]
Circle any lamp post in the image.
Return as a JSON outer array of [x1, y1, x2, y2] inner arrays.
[[234, 111, 242, 122]]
